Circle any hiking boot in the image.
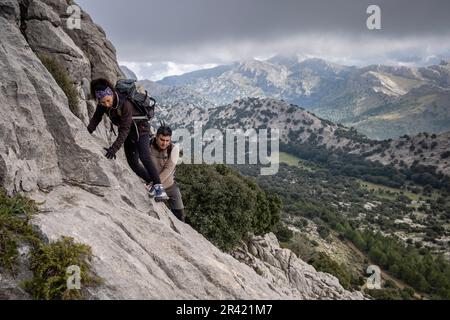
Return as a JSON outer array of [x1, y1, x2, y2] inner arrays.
[[145, 183, 155, 197], [153, 184, 169, 202]]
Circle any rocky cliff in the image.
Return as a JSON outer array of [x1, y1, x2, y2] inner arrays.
[[0, 0, 363, 299]]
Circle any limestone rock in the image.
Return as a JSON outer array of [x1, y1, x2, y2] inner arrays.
[[25, 19, 91, 83], [27, 0, 61, 26], [0, 0, 19, 23], [232, 234, 365, 300]]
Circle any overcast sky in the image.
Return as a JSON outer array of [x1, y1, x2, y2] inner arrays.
[[76, 0, 450, 81]]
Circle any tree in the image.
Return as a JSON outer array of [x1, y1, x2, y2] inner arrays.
[[176, 164, 281, 251]]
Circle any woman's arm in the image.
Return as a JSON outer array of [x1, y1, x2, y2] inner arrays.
[[87, 105, 105, 134]]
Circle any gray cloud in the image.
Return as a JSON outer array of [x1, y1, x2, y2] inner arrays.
[[76, 0, 450, 79]]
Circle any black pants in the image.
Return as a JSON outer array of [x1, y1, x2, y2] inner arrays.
[[124, 133, 161, 185]]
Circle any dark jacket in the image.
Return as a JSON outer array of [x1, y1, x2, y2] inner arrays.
[[87, 93, 149, 153]]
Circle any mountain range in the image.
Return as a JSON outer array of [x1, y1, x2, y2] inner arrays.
[[155, 97, 450, 179], [140, 55, 450, 140]]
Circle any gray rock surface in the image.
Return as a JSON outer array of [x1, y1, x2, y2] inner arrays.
[[27, 0, 61, 26], [22, 0, 122, 136], [120, 65, 138, 81], [232, 234, 364, 299], [0, 0, 363, 300], [25, 19, 91, 83]]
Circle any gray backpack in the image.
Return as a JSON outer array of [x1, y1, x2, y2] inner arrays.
[[115, 79, 156, 121]]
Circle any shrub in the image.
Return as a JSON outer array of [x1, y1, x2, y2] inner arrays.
[[176, 164, 281, 251], [38, 54, 79, 115], [273, 222, 293, 243], [23, 237, 101, 300], [0, 189, 39, 274], [0, 188, 100, 299], [308, 252, 354, 290], [317, 225, 330, 239]]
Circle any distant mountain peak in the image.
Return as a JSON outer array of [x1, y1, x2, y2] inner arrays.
[[268, 53, 311, 66], [120, 65, 138, 80]]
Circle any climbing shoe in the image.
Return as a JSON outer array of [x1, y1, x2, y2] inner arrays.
[[145, 183, 155, 197], [151, 184, 169, 202]]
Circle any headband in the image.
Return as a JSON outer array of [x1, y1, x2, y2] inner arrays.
[[95, 87, 113, 100]]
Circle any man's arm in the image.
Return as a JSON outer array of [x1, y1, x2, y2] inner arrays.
[[87, 105, 105, 134], [110, 100, 133, 153], [160, 144, 180, 186]]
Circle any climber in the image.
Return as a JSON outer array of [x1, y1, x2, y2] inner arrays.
[[86, 78, 169, 202], [148, 124, 186, 222]]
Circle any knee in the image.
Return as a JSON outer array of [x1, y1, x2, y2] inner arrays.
[[125, 151, 139, 167], [139, 152, 152, 164]]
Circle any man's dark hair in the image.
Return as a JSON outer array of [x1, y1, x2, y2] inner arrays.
[[157, 125, 172, 136]]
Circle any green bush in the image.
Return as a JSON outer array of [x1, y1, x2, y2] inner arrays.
[[176, 164, 281, 251], [366, 286, 415, 300], [285, 234, 314, 261], [308, 252, 356, 290], [23, 237, 101, 300], [0, 188, 40, 274], [273, 222, 293, 243], [38, 54, 79, 114], [0, 188, 100, 299]]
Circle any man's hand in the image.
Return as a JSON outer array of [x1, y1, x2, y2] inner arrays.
[[103, 147, 117, 160]]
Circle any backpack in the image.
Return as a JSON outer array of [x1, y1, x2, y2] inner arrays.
[[115, 79, 156, 121]]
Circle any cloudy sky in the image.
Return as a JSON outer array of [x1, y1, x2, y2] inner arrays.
[[77, 0, 450, 81]]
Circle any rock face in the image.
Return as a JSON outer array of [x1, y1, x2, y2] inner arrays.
[[232, 234, 364, 299], [120, 65, 138, 81], [22, 0, 123, 130], [0, 0, 363, 299]]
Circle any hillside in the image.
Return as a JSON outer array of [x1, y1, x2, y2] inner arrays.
[[157, 97, 450, 178], [0, 0, 362, 300]]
